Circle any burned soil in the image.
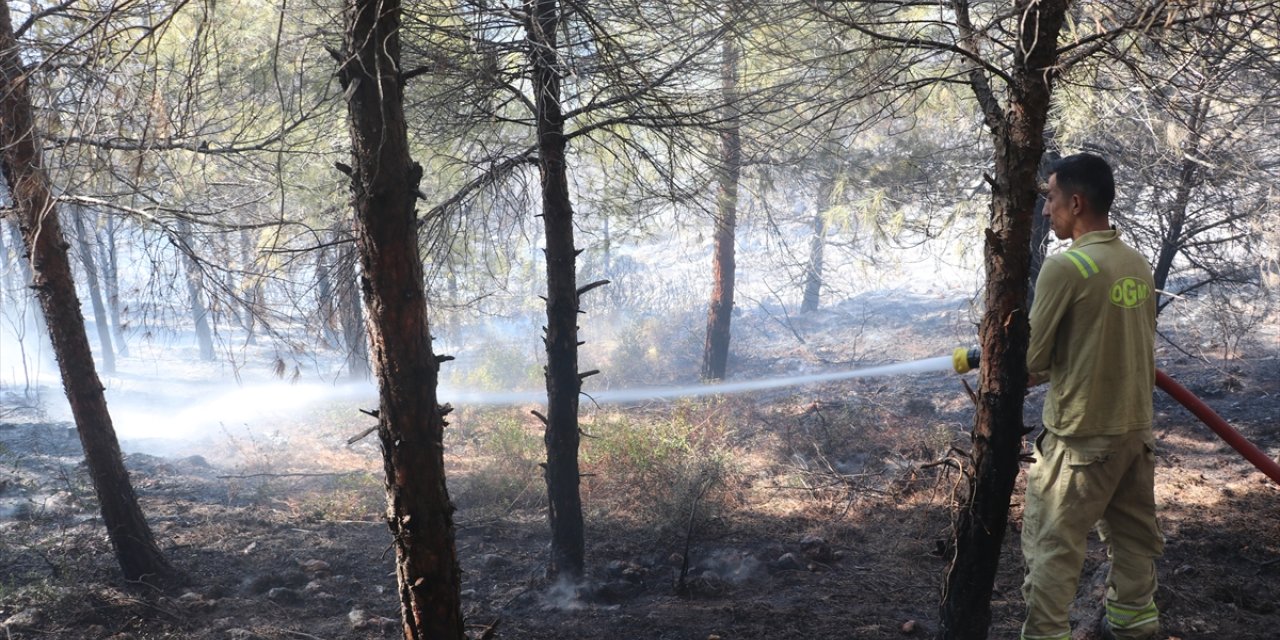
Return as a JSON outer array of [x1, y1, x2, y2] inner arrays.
[[1, 295, 1278, 640]]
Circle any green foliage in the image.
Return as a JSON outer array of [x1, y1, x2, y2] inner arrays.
[[585, 412, 695, 473], [457, 342, 542, 392], [581, 403, 737, 538], [294, 473, 384, 523], [447, 401, 743, 537], [450, 411, 545, 516], [587, 314, 683, 386], [486, 412, 545, 463]]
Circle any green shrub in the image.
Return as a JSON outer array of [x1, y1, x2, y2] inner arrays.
[[295, 472, 384, 522], [581, 403, 738, 539], [457, 342, 541, 391], [451, 411, 545, 515]]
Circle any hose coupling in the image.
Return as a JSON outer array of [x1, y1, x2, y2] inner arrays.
[[952, 347, 980, 374]]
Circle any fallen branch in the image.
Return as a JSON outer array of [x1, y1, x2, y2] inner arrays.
[[921, 458, 963, 472], [346, 425, 378, 445], [469, 618, 502, 640], [281, 630, 328, 640]]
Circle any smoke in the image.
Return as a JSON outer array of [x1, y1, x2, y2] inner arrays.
[[8, 337, 958, 457], [0, 301, 58, 393], [695, 549, 762, 585], [541, 576, 588, 611], [103, 379, 376, 445]]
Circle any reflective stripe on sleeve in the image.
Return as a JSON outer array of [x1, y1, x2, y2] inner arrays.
[[1064, 250, 1099, 279]]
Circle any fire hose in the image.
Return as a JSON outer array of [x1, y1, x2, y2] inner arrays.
[[952, 348, 1280, 486], [1154, 370, 1280, 486]]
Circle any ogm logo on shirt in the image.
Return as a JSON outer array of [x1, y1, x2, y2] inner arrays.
[[1110, 277, 1151, 308]]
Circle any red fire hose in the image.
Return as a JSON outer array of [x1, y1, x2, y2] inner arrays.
[[1155, 369, 1280, 486], [953, 349, 1278, 484]]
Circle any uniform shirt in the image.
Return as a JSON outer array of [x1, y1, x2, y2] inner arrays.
[[1027, 229, 1156, 437]]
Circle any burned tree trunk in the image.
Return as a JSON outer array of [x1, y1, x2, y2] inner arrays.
[[70, 206, 115, 373], [1026, 147, 1059, 308], [702, 32, 740, 381], [96, 214, 128, 357], [801, 172, 835, 314], [1152, 98, 1206, 310], [335, 0, 463, 635], [175, 219, 215, 361], [236, 229, 261, 344], [2, 217, 48, 342], [936, 2, 1068, 639], [315, 241, 340, 347], [800, 211, 827, 314], [336, 229, 370, 380], [0, 1, 177, 585], [527, 0, 587, 580]]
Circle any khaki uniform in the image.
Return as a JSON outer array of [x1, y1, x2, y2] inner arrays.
[[1022, 230, 1163, 640]]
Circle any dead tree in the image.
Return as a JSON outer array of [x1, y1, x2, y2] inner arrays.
[[0, 0, 178, 585], [526, 0, 588, 581], [334, 0, 464, 635]]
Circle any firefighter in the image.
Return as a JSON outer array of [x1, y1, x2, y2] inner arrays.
[[1022, 153, 1163, 640]]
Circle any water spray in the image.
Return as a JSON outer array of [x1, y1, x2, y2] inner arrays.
[[951, 346, 1280, 486], [441, 354, 962, 406], [103, 344, 1280, 487]]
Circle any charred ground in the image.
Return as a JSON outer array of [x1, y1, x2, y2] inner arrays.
[[1, 294, 1277, 640]]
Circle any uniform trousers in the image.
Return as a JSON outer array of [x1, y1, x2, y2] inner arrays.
[[1020, 428, 1164, 640]]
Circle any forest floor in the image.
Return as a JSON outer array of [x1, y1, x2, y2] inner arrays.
[[1, 293, 1278, 640]]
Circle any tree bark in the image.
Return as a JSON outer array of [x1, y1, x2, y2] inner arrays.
[[527, 0, 586, 581], [6, 214, 49, 341], [702, 32, 740, 380], [70, 206, 115, 373], [336, 228, 370, 381], [801, 173, 834, 314], [237, 229, 260, 344], [800, 211, 827, 314], [315, 240, 340, 347], [1, 214, 14, 306], [96, 214, 128, 357], [1151, 96, 1206, 309], [336, 0, 464, 635], [1026, 148, 1059, 309], [0, 0, 177, 584], [937, 2, 1068, 639], [175, 219, 215, 361]]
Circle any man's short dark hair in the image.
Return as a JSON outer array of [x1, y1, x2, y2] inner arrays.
[[1050, 153, 1115, 215]]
